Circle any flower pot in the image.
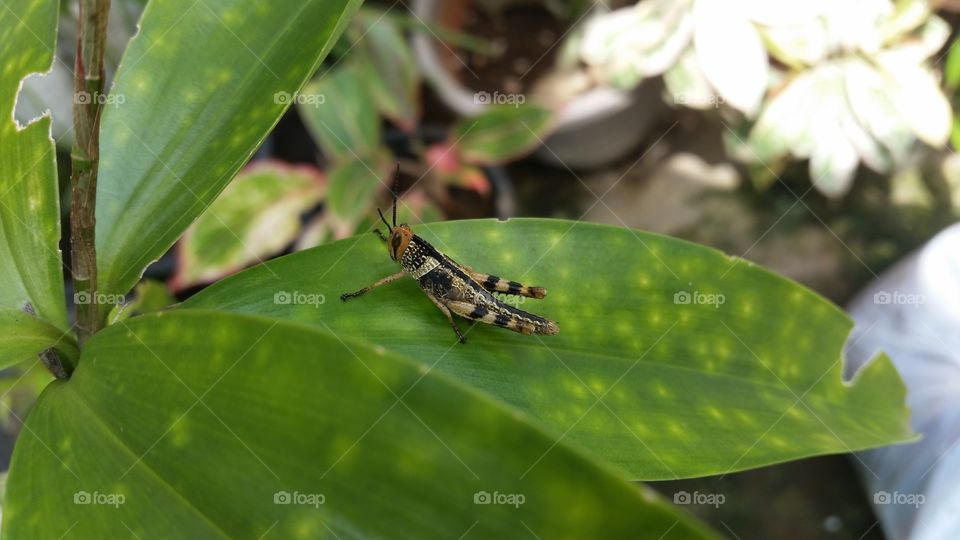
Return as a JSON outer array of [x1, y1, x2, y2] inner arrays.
[[410, 0, 666, 169]]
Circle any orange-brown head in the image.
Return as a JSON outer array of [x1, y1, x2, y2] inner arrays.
[[387, 224, 413, 261]]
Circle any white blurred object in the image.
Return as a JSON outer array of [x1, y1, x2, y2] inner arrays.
[[846, 223, 960, 540], [578, 0, 950, 197]]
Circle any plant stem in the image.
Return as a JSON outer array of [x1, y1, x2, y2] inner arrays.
[[70, 0, 111, 346]]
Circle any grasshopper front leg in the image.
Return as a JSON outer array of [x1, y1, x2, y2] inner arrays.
[[340, 271, 406, 302]]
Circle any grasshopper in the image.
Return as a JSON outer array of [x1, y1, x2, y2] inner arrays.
[[340, 171, 559, 344]]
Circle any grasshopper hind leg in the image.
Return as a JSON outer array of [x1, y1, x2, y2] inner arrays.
[[446, 300, 539, 335], [468, 271, 547, 299], [427, 295, 467, 344]]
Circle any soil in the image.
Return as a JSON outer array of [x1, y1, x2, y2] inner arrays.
[[447, 4, 567, 96]]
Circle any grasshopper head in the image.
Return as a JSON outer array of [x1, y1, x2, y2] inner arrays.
[[387, 224, 413, 261]]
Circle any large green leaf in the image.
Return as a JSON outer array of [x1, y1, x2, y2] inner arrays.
[[95, 0, 362, 299], [4, 311, 715, 539], [183, 219, 915, 480], [0, 0, 68, 331], [0, 356, 53, 432]]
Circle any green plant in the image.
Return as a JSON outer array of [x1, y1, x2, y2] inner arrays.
[[174, 8, 552, 288], [945, 35, 960, 151], [296, 7, 552, 233], [1, 1, 914, 538], [171, 161, 329, 290]]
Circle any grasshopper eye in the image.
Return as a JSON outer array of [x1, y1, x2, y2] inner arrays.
[[390, 232, 403, 258]]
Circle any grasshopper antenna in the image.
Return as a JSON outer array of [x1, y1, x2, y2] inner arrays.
[[392, 163, 399, 226], [377, 207, 391, 229], [376, 164, 402, 230]]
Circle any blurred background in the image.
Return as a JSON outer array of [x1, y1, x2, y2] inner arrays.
[[10, 0, 960, 537]]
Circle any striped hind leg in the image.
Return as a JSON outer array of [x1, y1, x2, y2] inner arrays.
[[445, 300, 538, 335], [466, 270, 547, 299]]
